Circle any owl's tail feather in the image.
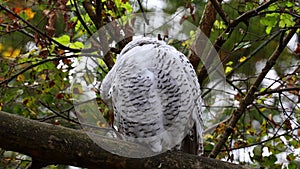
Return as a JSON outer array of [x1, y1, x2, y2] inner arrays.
[[181, 124, 203, 155]]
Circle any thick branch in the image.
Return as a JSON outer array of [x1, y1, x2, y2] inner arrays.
[[209, 0, 228, 25], [82, 1, 115, 69], [197, 0, 278, 84], [189, 0, 219, 73], [209, 23, 299, 158], [0, 111, 248, 169]]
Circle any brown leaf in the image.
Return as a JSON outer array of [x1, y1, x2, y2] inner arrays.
[[13, 7, 22, 14], [6, 12, 17, 21], [0, 17, 4, 24], [39, 49, 49, 59], [179, 15, 188, 25], [22, 98, 29, 105], [55, 93, 65, 99], [234, 142, 239, 148], [215, 123, 226, 134], [294, 43, 300, 54], [56, 49, 65, 56], [234, 93, 243, 101], [284, 120, 292, 130], [62, 58, 71, 65]]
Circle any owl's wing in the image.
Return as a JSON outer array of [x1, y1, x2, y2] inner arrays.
[[156, 44, 203, 155]]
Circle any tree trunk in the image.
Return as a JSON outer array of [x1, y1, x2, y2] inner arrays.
[[0, 111, 249, 169]]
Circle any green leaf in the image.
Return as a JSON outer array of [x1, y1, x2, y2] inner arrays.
[[260, 87, 267, 92], [253, 145, 262, 158], [35, 62, 56, 72], [262, 154, 277, 167], [53, 35, 70, 46], [70, 41, 84, 49], [266, 26, 272, 34], [267, 4, 278, 11], [279, 14, 294, 28], [260, 13, 279, 34], [260, 14, 278, 27], [285, 2, 294, 8], [288, 162, 297, 169], [214, 20, 226, 30], [287, 153, 296, 162]]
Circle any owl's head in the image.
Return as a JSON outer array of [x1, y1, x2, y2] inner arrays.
[[118, 37, 165, 57]]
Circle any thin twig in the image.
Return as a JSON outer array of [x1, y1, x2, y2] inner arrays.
[[220, 127, 300, 152], [209, 0, 228, 25], [71, 0, 93, 36], [0, 54, 87, 86], [0, 4, 82, 53], [198, 0, 279, 84], [209, 21, 299, 158], [137, 0, 149, 25], [39, 100, 79, 124]]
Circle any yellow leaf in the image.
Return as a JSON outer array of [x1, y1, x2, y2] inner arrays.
[[17, 74, 25, 82], [259, 107, 266, 112], [215, 123, 226, 134], [2, 48, 20, 60], [39, 74, 47, 80], [204, 134, 214, 139], [225, 66, 232, 74], [246, 128, 256, 135], [239, 56, 247, 63], [23, 8, 35, 19], [0, 102, 3, 111], [12, 49, 21, 57], [0, 43, 3, 51]]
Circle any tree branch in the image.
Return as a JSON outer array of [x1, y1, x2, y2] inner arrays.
[[0, 55, 83, 86], [197, 0, 278, 84], [255, 86, 300, 96], [0, 111, 249, 169], [189, 0, 219, 73], [209, 22, 299, 158], [209, 0, 228, 25], [82, 0, 115, 69], [0, 4, 82, 53]]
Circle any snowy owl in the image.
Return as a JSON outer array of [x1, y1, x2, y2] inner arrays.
[[100, 37, 203, 155]]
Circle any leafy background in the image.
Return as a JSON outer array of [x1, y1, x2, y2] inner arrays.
[[0, 0, 300, 168]]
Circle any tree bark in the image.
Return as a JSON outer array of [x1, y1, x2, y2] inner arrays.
[[209, 21, 300, 158], [0, 111, 249, 169], [189, 0, 219, 77]]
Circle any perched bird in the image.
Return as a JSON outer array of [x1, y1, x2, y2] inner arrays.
[[100, 37, 203, 155]]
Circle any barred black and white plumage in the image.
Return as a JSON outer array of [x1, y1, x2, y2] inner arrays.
[[100, 37, 203, 155]]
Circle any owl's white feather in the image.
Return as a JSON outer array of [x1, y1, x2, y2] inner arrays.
[[100, 37, 203, 155]]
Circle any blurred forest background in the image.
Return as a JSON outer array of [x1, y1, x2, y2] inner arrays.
[[0, 0, 300, 168]]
